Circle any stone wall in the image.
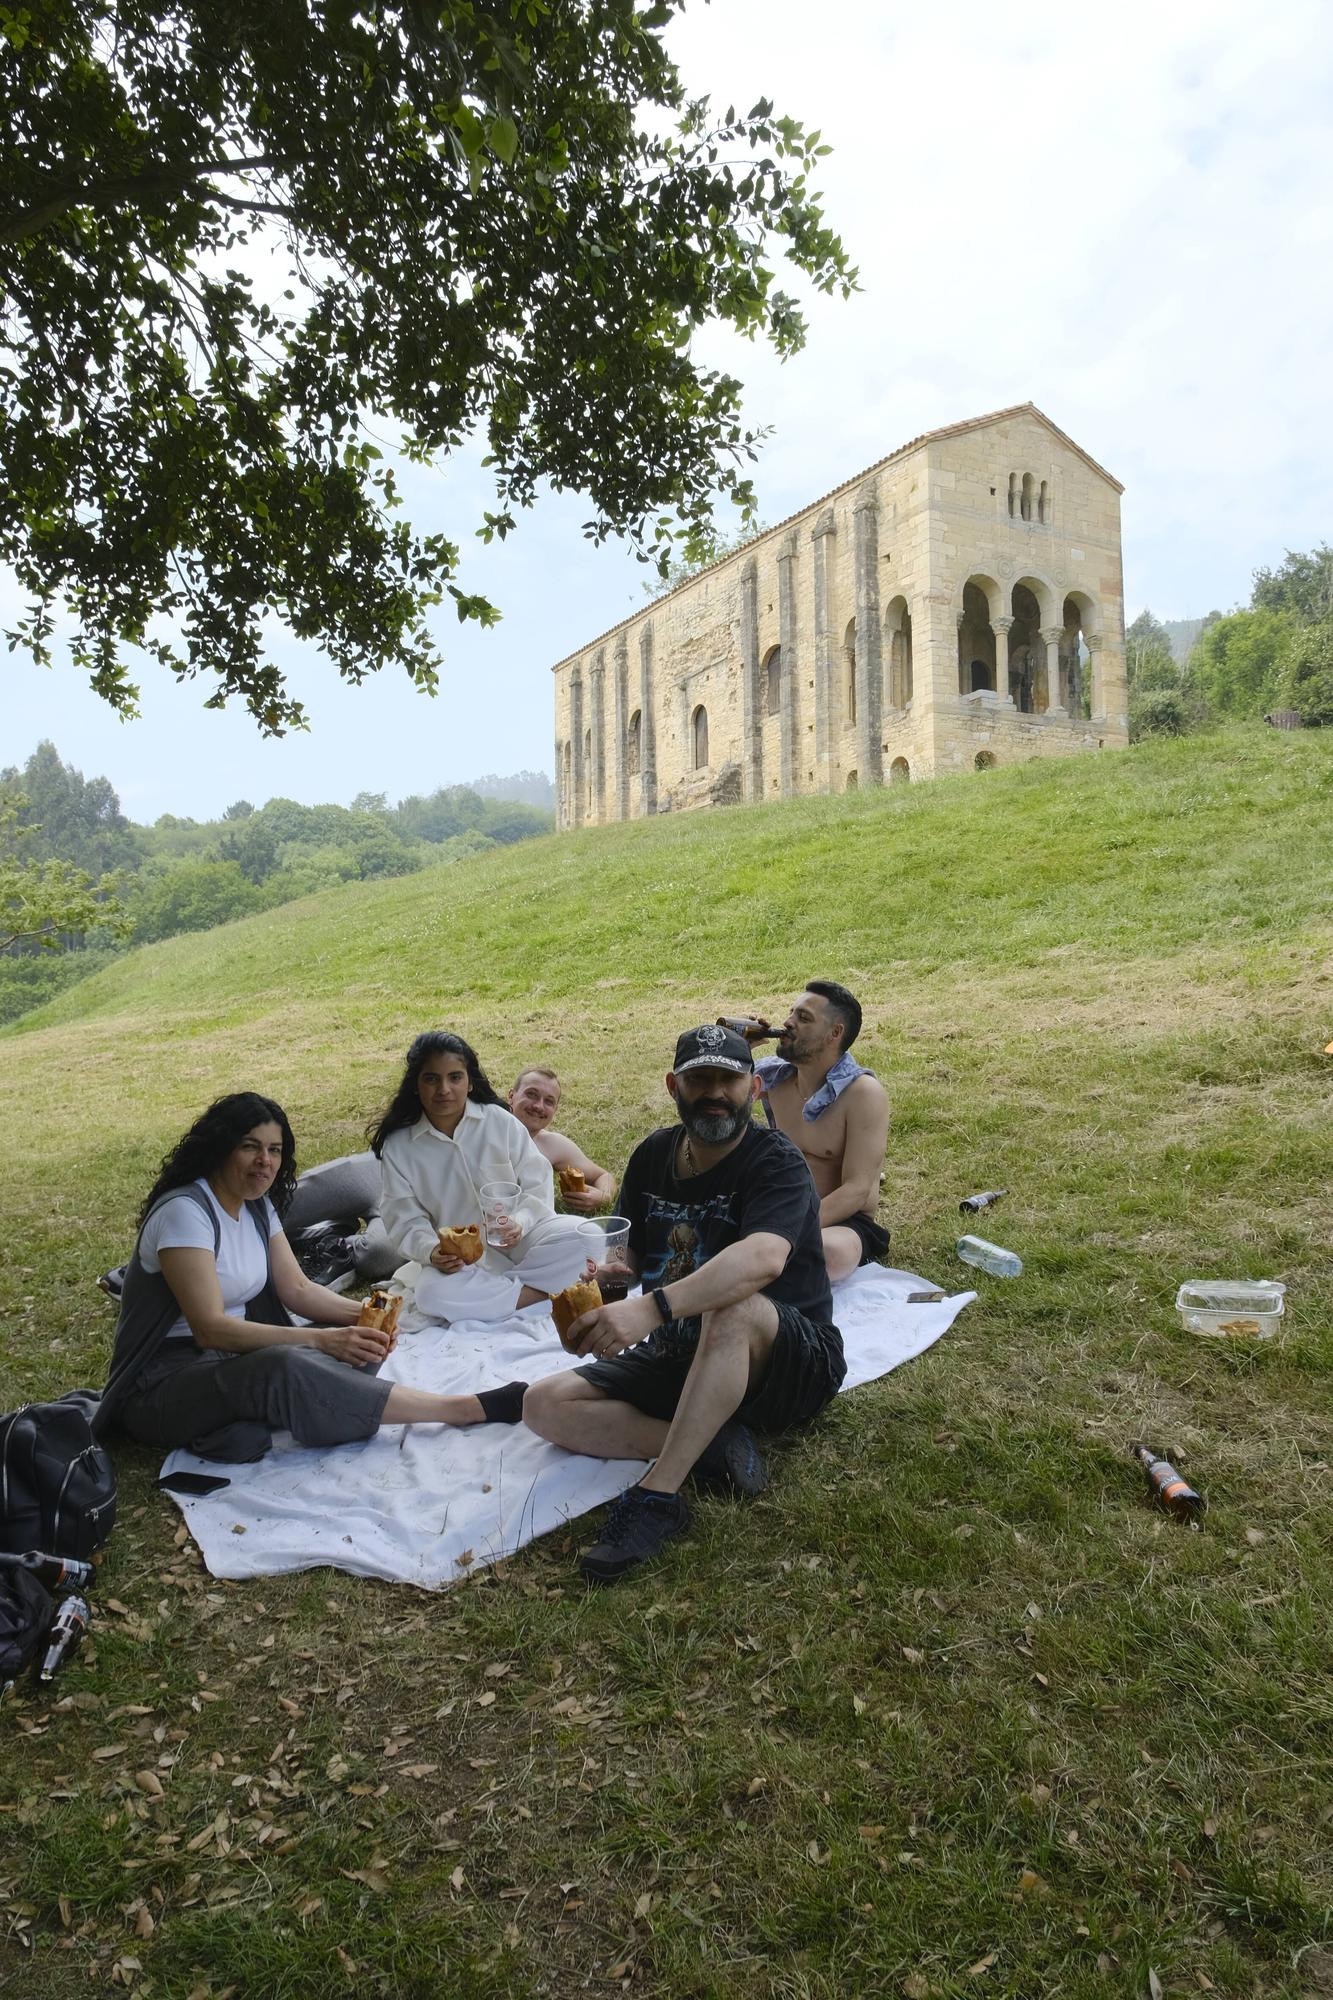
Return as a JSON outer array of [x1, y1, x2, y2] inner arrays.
[[552, 404, 1127, 827]]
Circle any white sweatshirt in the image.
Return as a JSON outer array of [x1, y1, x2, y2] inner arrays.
[[379, 1104, 556, 1269]]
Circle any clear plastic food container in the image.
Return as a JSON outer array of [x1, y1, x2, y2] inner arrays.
[[1175, 1279, 1286, 1340]]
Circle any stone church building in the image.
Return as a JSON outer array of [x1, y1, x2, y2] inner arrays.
[[551, 403, 1128, 829]]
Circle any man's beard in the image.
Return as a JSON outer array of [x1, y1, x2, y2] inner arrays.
[[777, 1030, 817, 1063], [676, 1093, 752, 1146]]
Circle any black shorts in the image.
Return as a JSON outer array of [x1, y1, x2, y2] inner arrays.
[[837, 1210, 890, 1265], [576, 1303, 846, 1436]]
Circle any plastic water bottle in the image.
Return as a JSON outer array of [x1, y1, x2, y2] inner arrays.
[[955, 1234, 1022, 1278]]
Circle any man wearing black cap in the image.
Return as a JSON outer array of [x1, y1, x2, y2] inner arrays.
[[523, 1024, 846, 1583]]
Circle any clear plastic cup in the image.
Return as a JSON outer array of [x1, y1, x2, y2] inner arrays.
[[479, 1180, 521, 1248], [576, 1215, 633, 1301]]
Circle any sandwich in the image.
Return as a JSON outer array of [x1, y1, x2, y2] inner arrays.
[[437, 1224, 484, 1265], [552, 1276, 602, 1348], [357, 1289, 403, 1337], [557, 1165, 587, 1197]]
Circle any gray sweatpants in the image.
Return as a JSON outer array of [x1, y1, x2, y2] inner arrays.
[[118, 1342, 393, 1463]]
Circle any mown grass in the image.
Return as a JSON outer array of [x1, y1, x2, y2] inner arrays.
[[1, 725, 1331, 1998]]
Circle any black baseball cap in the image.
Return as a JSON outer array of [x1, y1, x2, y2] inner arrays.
[[672, 1024, 755, 1076]]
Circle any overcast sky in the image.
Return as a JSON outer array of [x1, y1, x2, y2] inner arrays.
[[5, 0, 1331, 821]]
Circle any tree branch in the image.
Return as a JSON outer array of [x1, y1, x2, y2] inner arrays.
[[1, 156, 293, 245]]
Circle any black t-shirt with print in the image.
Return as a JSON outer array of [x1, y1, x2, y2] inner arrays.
[[618, 1122, 833, 1326]]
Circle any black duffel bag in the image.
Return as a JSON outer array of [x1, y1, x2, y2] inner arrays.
[[0, 1564, 53, 1685], [0, 1392, 116, 1560]]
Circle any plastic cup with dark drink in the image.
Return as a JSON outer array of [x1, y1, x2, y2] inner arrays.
[[577, 1216, 633, 1302]]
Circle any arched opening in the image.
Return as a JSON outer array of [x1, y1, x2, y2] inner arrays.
[[1020, 473, 1034, 523], [692, 704, 709, 770], [1007, 472, 1017, 519], [885, 597, 913, 707], [974, 750, 996, 770], [1008, 576, 1048, 716], [1062, 592, 1099, 718], [843, 619, 857, 728], [583, 729, 592, 811], [889, 757, 910, 784], [846, 769, 859, 791], [1038, 479, 1049, 526], [958, 578, 1000, 694], [627, 709, 642, 779], [763, 646, 782, 717]]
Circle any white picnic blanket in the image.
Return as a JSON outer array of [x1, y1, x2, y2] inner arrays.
[[160, 1266, 974, 1588]]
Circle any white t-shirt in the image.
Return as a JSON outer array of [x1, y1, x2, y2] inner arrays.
[[139, 1180, 281, 1340]]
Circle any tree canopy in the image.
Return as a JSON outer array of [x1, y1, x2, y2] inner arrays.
[[1, 1, 855, 732]]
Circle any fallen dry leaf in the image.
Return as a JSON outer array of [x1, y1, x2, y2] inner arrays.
[[476, 1690, 497, 1708], [1244, 1527, 1265, 1546], [92, 1744, 127, 1761], [341, 1868, 390, 1894], [1147, 1970, 1163, 2000], [450, 1865, 465, 1892], [1202, 1816, 1217, 1838], [134, 1770, 164, 1798], [134, 1906, 155, 1939], [902, 1646, 925, 1666], [903, 1977, 931, 2000], [634, 1891, 654, 1919], [967, 1952, 997, 1977], [1016, 1868, 1049, 1899]]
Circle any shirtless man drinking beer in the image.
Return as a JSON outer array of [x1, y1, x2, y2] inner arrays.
[[756, 981, 891, 1282]]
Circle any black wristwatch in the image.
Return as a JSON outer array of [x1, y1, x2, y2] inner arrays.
[[651, 1286, 673, 1325]]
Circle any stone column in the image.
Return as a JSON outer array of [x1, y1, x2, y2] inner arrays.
[[810, 510, 836, 792], [1040, 626, 1067, 715], [991, 617, 1015, 704], [1087, 630, 1128, 733], [853, 489, 883, 785], [776, 531, 799, 797], [638, 623, 658, 816], [589, 651, 607, 822], [613, 634, 630, 822], [739, 559, 763, 802], [569, 669, 585, 829]]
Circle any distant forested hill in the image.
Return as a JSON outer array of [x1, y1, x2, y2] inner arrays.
[[468, 770, 554, 808]]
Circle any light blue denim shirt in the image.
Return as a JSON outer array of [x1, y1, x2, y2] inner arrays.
[[755, 1051, 871, 1122]]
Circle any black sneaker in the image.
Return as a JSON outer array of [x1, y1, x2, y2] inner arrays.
[[691, 1420, 767, 1497], [580, 1487, 690, 1585], [296, 1226, 357, 1288], [97, 1265, 126, 1301]]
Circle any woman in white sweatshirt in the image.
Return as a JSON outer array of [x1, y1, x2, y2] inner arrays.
[[370, 1032, 590, 1322]]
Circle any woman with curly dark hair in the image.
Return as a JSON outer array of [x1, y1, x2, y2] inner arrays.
[[372, 1032, 589, 1323], [102, 1092, 525, 1462]]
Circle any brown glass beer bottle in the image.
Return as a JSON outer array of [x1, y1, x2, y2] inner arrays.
[[716, 1015, 778, 1043], [1131, 1443, 1204, 1520]]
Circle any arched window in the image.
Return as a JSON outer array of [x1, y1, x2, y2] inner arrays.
[[885, 598, 912, 707], [889, 757, 911, 784], [1020, 473, 1034, 523], [1007, 473, 1017, 519], [692, 704, 709, 770], [974, 750, 996, 770], [1038, 479, 1048, 525], [627, 709, 642, 778], [843, 619, 857, 727], [763, 647, 782, 716], [846, 770, 859, 791]]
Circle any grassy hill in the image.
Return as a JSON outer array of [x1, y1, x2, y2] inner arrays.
[[2, 727, 1331, 1998]]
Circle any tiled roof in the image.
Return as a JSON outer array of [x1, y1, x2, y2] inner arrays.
[[550, 402, 1122, 672]]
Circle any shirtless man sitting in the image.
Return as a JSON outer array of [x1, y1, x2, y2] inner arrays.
[[755, 981, 890, 1282], [507, 1067, 618, 1215]]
